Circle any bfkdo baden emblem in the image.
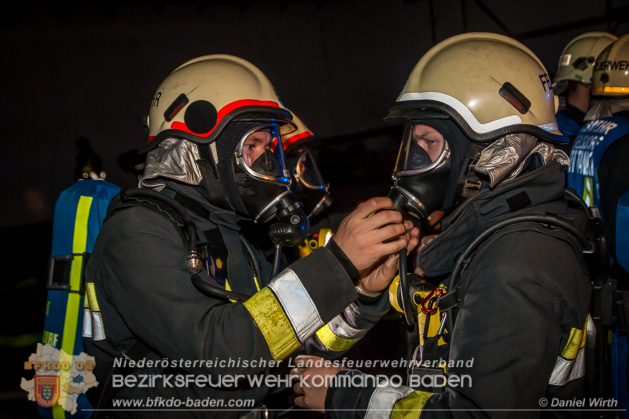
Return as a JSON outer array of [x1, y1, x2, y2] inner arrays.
[[35, 375, 60, 407]]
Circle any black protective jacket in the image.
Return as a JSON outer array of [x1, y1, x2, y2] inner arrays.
[[83, 181, 389, 418], [326, 162, 592, 418]]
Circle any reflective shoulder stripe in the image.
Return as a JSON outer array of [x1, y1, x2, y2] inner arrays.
[[243, 287, 300, 361], [85, 282, 100, 312], [83, 282, 105, 341], [562, 319, 587, 360], [549, 349, 586, 386], [365, 382, 415, 419], [391, 390, 435, 419], [549, 317, 589, 386], [267, 269, 324, 342]]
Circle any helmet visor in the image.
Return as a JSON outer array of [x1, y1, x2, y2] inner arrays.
[[295, 150, 328, 190], [393, 123, 450, 177], [237, 123, 291, 185]]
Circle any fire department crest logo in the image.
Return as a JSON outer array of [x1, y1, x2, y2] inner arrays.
[[21, 343, 98, 414], [34, 375, 60, 407]]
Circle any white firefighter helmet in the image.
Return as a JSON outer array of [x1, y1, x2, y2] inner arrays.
[[280, 110, 315, 155], [591, 33, 629, 97], [386, 32, 566, 144], [553, 31, 618, 94], [144, 54, 293, 152]]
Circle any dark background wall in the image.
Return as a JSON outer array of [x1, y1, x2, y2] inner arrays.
[[1, 1, 628, 416]]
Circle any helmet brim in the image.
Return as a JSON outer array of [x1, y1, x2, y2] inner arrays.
[[141, 106, 292, 154], [385, 100, 568, 145]]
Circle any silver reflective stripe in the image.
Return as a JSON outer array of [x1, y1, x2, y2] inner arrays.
[[549, 347, 586, 386], [268, 269, 323, 342], [328, 311, 368, 340], [343, 301, 361, 325], [365, 381, 414, 419], [91, 312, 106, 341], [82, 308, 93, 338]]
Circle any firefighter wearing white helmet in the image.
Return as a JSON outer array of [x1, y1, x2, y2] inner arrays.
[[281, 111, 332, 220], [84, 54, 418, 417], [293, 33, 594, 417], [552, 32, 618, 148], [568, 34, 629, 414], [280, 111, 337, 262]]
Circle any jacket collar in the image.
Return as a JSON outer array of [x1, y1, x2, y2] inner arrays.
[[417, 162, 568, 277]]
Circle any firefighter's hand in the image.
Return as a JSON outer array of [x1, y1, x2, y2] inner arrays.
[[332, 197, 413, 273], [291, 355, 344, 412], [358, 223, 420, 295]]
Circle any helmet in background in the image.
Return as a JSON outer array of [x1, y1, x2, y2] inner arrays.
[[553, 32, 618, 94]]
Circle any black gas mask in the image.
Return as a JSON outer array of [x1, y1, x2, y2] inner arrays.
[[286, 149, 332, 219], [203, 120, 309, 249], [233, 123, 309, 247], [389, 122, 452, 232], [389, 119, 474, 230]]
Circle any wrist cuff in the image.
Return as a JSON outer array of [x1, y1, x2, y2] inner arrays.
[[326, 238, 360, 282]]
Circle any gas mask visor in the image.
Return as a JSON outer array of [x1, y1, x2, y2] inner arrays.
[[234, 123, 309, 249], [390, 122, 451, 222], [293, 150, 331, 218], [236, 123, 292, 187]]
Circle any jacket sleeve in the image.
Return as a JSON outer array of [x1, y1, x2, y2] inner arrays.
[[301, 291, 391, 358], [324, 230, 590, 418], [90, 207, 358, 375]]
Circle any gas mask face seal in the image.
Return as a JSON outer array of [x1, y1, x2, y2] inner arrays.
[[389, 123, 451, 225]]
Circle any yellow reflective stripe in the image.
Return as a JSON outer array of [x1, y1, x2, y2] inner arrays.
[[562, 320, 587, 360], [315, 324, 359, 352], [583, 177, 594, 207], [52, 403, 65, 419], [60, 196, 92, 352], [85, 282, 100, 312], [391, 390, 434, 419], [55, 320, 76, 417], [224, 279, 237, 304], [591, 86, 629, 94], [70, 196, 92, 292], [243, 287, 300, 360], [0, 333, 41, 347], [56, 196, 92, 414]]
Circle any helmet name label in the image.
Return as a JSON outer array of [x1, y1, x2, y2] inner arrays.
[[594, 60, 629, 71], [152, 92, 161, 108], [539, 73, 552, 93], [558, 54, 572, 67]]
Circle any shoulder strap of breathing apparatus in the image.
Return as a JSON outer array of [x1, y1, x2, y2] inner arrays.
[[106, 187, 251, 303], [394, 188, 609, 395], [440, 188, 603, 330], [94, 187, 254, 416], [397, 188, 606, 332]]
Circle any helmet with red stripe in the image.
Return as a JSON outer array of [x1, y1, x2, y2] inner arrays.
[[281, 111, 315, 155], [281, 111, 332, 219], [143, 54, 293, 153]]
